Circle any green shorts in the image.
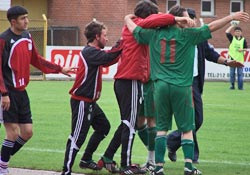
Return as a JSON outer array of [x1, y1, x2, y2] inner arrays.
[[138, 80, 155, 118], [154, 80, 195, 132]]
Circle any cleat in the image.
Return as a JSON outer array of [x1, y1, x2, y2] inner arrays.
[[150, 168, 164, 175], [120, 165, 147, 175], [0, 167, 9, 175], [97, 157, 120, 173], [79, 160, 101, 170], [184, 167, 202, 175], [141, 162, 155, 172]]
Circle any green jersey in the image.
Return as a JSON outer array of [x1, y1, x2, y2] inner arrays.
[[133, 25, 212, 86]]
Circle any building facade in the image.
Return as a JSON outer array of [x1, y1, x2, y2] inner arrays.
[[1, 0, 249, 48]]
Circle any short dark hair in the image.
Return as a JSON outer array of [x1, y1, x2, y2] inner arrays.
[[84, 20, 106, 44], [187, 8, 196, 19], [169, 5, 187, 17], [134, 0, 159, 19], [7, 6, 28, 22], [234, 26, 242, 32], [150, 0, 158, 5]]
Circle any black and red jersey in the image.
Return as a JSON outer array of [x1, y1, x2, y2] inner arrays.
[[69, 41, 122, 102], [0, 28, 62, 94]]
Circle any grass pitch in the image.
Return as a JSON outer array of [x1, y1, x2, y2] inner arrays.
[[0, 81, 249, 175]]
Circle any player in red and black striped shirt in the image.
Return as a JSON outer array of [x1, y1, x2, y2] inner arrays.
[[0, 6, 74, 174]]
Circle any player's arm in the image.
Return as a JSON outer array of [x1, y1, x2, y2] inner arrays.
[[85, 42, 122, 67], [137, 13, 175, 28], [125, 14, 138, 33], [30, 39, 75, 76], [103, 39, 123, 67], [125, 14, 153, 44], [208, 11, 249, 32], [0, 39, 10, 111], [204, 41, 244, 68]]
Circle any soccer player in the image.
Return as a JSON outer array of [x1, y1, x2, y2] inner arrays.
[[96, 1, 193, 174], [61, 20, 123, 175], [0, 6, 75, 174], [167, 8, 245, 164], [124, 5, 249, 175]]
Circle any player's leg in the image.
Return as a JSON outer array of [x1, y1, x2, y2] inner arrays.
[[229, 67, 236, 89], [143, 80, 156, 163], [237, 67, 244, 90], [138, 80, 156, 169], [98, 80, 126, 173], [0, 90, 32, 174], [192, 77, 203, 163], [166, 130, 181, 162], [12, 123, 32, 155], [113, 79, 146, 175], [62, 99, 92, 175], [172, 85, 201, 175], [153, 80, 172, 175], [79, 103, 110, 170], [11, 90, 33, 156], [0, 123, 18, 174]]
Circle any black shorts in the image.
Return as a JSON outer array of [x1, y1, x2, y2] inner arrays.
[[3, 89, 32, 124]]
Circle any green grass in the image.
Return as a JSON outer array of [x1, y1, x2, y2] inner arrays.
[[0, 81, 250, 175]]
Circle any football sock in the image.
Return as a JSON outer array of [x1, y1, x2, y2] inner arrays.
[[148, 127, 156, 151], [103, 156, 113, 163], [155, 135, 167, 164], [147, 151, 155, 164], [11, 136, 26, 156], [181, 139, 194, 170], [138, 124, 148, 147], [1, 139, 15, 162]]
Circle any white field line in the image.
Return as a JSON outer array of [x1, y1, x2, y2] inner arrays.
[[22, 147, 250, 166]]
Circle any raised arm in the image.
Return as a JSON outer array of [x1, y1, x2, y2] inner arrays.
[[225, 25, 234, 33], [124, 14, 138, 33], [209, 11, 249, 32]]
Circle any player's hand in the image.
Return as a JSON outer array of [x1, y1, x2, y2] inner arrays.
[[61, 67, 78, 77], [1, 96, 10, 111], [175, 17, 195, 27], [227, 60, 244, 68], [124, 14, 136, 21], [231, 12, 249, 22], [238, 48, 245, 52]]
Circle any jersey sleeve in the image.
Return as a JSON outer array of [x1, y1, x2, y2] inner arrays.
[[137, 14, 175, 28], [226, 33, 233, 43], [204, 41, 220, 63], [30, 39, 62, 74], [0, 39, 8, 95], [133, 26, 154, 44], [186, 25, 212, 45], [83, 42, 122, 67]]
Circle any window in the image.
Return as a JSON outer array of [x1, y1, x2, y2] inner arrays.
[[201, 0, 214, 16], [0, 0, 11, 11], [167, 0, 180, 12], [230, 0, 243, 13]]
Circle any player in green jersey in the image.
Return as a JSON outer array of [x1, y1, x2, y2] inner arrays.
[[124, 5, 249, 175]]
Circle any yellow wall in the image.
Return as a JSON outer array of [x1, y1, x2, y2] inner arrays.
[[0, 0, 47, 32]]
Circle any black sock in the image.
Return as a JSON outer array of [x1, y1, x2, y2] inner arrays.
[[11, 136, 26, 156], [1, 139, 15, 162]]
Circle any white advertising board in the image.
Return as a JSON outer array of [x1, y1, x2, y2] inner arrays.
[[46, 46, 250, 81], [45, 46, 117, 80], [205, 49, 250, 80]]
